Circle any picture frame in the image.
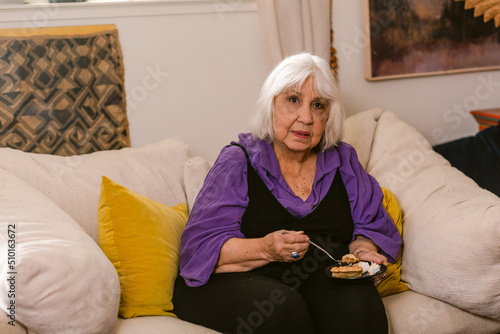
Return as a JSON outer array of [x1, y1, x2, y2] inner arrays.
[[363, 0, 500, 81]]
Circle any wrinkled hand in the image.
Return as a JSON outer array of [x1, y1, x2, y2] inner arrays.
[[356, 249, 388, 266], [260, 230, 310, 262]]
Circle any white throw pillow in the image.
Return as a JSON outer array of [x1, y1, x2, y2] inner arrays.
[[362, 110, 500, 320], [183, 157, 212, 212], [0, 168, 120, 333], [0, 138, 190, 242], [343, 108, 383, 169]]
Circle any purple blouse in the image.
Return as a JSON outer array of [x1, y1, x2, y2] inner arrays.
[[179, 133, 402, 287]]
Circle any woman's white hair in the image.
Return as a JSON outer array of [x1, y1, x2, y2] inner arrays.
[[250, 52, 345, 151]]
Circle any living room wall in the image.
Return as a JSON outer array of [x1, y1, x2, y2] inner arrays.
[[0, 0, 499, 161]]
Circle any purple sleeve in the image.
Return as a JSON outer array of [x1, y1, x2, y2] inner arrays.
[[338, 143, 402, 262], [179, 145, 248, 287]]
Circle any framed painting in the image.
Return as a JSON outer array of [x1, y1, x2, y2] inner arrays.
[[363, 0, 500, 81]]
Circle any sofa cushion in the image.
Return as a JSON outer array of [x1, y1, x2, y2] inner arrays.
[[383, 290, 500, 334], [113, 315, 221, 334], [354, 109, 500, 320], [0, 138, 190, 242], [0, 168, 120, 333], [184, 157, 212, 212], [98, 177, 188, 318], [343, 108, 383, 169], [0, 311, 27, 334]]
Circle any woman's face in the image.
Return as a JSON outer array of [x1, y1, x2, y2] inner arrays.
[[272, 77, 329, 155]]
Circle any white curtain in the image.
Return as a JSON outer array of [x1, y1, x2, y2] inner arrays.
[[256, 0, 332, 68]]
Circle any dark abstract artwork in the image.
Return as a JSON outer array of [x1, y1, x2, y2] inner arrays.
[[364, 0, 500, 80]]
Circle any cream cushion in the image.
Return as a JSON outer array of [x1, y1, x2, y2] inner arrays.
[[383, 291, 500, 334], [114, 316, 220, 334], [0, 311, 27, 334], [346, 109, 500, 320], [344, 108, 382, 169], [0, 138, 190, 242], [0, 168, 120, 333], [183, 157, 212, 212]]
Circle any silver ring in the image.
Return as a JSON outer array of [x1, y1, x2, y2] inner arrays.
[[291, 251, 299, 259]]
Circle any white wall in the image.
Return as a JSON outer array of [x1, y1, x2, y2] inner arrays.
[[1, 0, 499, 162]]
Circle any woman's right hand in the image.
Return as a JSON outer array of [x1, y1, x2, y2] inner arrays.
[[214, 230, 310, 273], [260, 230, 310, 262]]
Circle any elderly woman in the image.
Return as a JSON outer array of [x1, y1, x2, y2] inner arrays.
[[173, 53, 401, 334]]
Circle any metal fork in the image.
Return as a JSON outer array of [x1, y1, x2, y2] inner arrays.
[[307, 240, 348, 265], [280, 230, 348, 265]]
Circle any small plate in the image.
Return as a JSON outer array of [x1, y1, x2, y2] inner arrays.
[[324, 263, 387, 284]]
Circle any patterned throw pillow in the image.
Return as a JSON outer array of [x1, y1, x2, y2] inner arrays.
[[0, 24, 129, 155]]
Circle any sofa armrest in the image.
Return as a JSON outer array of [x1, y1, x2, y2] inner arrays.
[[357, 109, 500, 321]]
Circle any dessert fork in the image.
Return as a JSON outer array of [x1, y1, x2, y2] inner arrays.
[[307, 240, 348, 265], [280, 230, 348, 265]]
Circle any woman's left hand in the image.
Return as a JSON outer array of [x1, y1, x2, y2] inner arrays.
[[354, 249, 387, 266], [349, 235, 388, 266]]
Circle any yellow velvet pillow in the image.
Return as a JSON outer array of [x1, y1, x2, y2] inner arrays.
[[97, 176, 188, 318], [377, 187, 409, 297]]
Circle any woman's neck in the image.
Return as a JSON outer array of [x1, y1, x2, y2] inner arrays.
[[271, 142, 316, 165], [272, 143, 318, 201]]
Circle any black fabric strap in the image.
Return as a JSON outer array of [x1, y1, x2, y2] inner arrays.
[[230, 142, 251, 166]]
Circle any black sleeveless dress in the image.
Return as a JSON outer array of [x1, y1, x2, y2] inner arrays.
[[232, 143, 355, 285]]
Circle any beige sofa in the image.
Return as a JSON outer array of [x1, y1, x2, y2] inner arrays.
[[1, 109, 499, 334]]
